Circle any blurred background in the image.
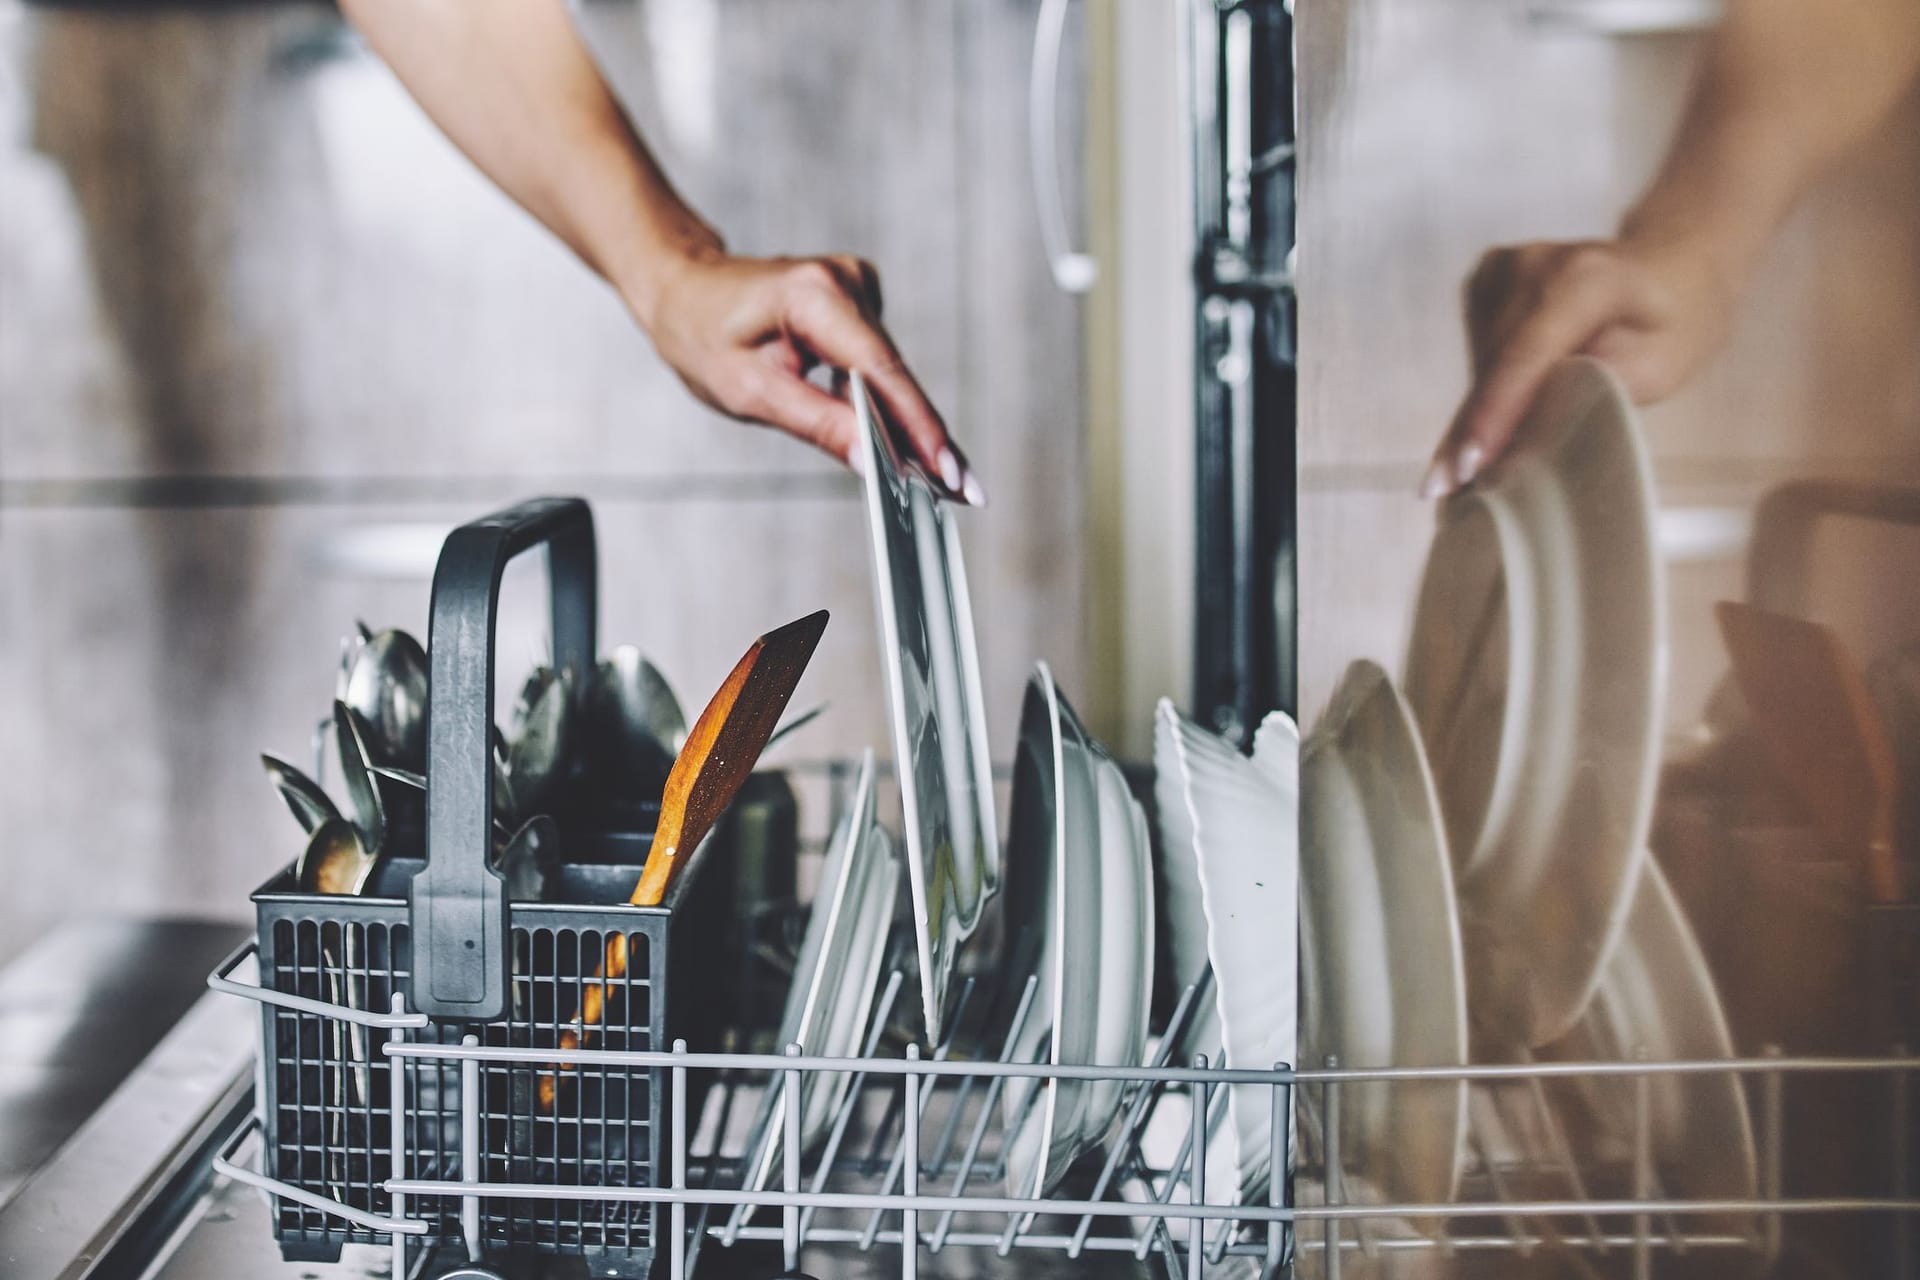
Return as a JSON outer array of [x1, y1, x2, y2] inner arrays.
[[2, 0, 1919, 1273], [0, 0, 1127, 968]]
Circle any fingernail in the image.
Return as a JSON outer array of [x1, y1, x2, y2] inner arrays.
[[845, 438, 867, 478], [960, 468, 988, 508], [1419, 458, 1452, 500], [936, 447, 963, 495], [1454, 444, 1484, 489]]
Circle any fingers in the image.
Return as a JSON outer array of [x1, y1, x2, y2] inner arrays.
[[736, 358, 861, 467], [1426, 245, 1631, 498], [783, 264, 983, 504]]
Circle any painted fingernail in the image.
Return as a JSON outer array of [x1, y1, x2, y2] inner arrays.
[[1419, 458, 1452, 500], [1454, 443, 1484, 489], [936, 447, 964, 495], [960, 468, 988, 508]]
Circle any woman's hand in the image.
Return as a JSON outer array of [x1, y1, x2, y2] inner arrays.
[[641, 247, 982, 503], [1422, 232, 1736, 498]]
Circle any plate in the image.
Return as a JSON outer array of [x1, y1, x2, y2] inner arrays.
[[1154, 700, 1298, 1202], [738, 750, 901, 1195], [1536, 856, 1758, 1231], [1002, 664, 1153, 1200], [1403, 356, 1666, 1047], [1300, 659, 1468, 1210], [854, 372, 1000, 1039]]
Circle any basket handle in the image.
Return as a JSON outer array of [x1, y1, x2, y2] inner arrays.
[[411, 496, 597, 1021]]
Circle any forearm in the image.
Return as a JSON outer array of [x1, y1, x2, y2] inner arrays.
[[1623, 0, 1920, 285], [337, 0, 719, 328]]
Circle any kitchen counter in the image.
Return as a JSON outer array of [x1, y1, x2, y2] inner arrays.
[[0, 917, 248, 1208]]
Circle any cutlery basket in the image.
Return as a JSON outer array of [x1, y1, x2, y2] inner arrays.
[[247, 498, 731, 1276]]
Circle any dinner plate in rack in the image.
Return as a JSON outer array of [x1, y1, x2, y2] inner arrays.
[[1156, 700, 1298, 1204], [1402, 356, 1666, 1048], [1299, 659, 1468, 1212], [1002, 664, 1153, 1200], [738, 750, 901, 1196], [854, 372, 999, 1039], [1536, 856, 1758, 1237]]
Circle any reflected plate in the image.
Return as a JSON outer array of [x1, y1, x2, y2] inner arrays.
[[1536, 856, 1759, 1239], [1300, 659, 1467, 1211], [1403, 357, 1666, 1047], [854, 372, 999, 1038]]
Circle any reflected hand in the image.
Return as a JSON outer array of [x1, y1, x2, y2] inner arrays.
[[643, 249, 983, 504], [1423, 235, 1737, 498]]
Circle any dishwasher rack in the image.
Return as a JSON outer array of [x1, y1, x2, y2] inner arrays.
[[206, 935, 1920, 1280]]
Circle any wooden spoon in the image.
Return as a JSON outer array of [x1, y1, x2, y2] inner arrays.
[[540, 609, 830, 1109], [1715, 601, 1904, 903]]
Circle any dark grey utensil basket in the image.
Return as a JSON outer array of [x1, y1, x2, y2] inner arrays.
[[251, 497, 728, 1275]]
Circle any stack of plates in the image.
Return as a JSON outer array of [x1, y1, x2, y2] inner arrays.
[[1372, 357, 1755, 1216], [736, 752, 901, 1195], [1002, 664, 1155, 1199]]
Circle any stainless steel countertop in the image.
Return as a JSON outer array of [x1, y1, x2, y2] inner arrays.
[[0, 917, 249, 1208]]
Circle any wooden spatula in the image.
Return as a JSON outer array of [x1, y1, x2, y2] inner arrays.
[[1715, 601, 1904, 902], [541, 609, 830, 1108]]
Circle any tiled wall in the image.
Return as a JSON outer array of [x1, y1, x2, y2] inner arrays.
[[0, 0, 1088, 965]]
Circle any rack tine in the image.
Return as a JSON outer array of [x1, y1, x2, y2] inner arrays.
[[993, 1054, 1051, 1254], [924, 978, 981, 1177], [783, 1042, 805, 1273], [670, 1039, 688, 1280], [1134, 1096, 1200, 1262], [1068, 978, 1207, 1258], [902, 1044, 922, 1280], [796, 970, 907, 1244], [1467, 1085, 1539, 1258], [1262, 1064, 1288, 1280], [1190, 1054, 1208, 1280], [858, 995, 969, 1251], [1523, 1067, 1607, 1254], [1895, 1048, 1912, 1280], [1323, 1058, 1342, 1280], [1631, 1060, 1652, 1280], [931, 974, 1038, 1253]]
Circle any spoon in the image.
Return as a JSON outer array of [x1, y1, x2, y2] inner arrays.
[[494, 813, 560, 904], [372, 764, 515, 847], [262, 753, 340, 835], [333, 701, 388, 857], [542, 610, 830, 1110], [297, 815, 381, 896], [508, 666, 573, 817], [343, 627, 429, 770], [293, 816, 379, 1153], [585, 645, 686, 765]]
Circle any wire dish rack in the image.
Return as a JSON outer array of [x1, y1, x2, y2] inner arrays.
[[206, 930, 1920, 1280]]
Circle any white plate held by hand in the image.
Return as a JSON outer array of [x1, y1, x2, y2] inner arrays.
[[854, 372, 999, 1039]]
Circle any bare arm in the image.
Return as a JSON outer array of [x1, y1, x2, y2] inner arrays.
[[1427, 0, 1920, 496], [337, 0, 979, 499]]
